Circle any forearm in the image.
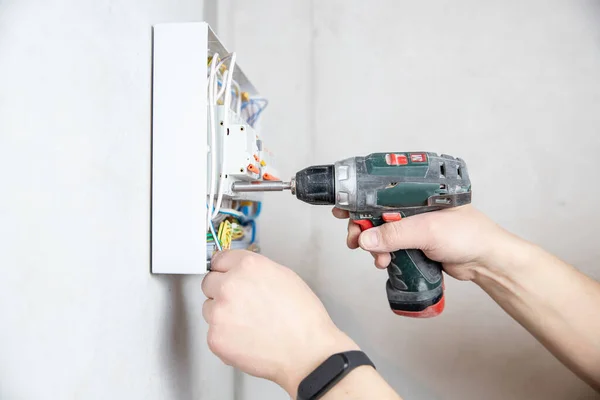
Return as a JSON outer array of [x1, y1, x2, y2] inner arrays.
[[474, 233, 600, 391]]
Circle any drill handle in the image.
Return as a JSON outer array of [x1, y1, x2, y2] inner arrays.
[[355, 217, 445, 318], [385, 248, 445, 317]]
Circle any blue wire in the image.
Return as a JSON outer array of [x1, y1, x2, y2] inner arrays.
[[233, 204, 258, 244], [248, 100, 268, 121], [254, 202, 262, 218], [236, 202, 261, 220], [249, 108, 265, 127], [251, 99, 269, 116], [241, 98, 267, 111], [248, 220, 256, 244], [238, 206, 249, 217], [241, 98, 269, 127], [249, 103, 268, 126]]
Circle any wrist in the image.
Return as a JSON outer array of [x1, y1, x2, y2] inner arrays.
[[276, 326, 360, 398], [471, 228, 536, 288]]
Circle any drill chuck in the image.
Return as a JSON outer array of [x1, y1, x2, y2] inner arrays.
[[294, 164, 336, 206]]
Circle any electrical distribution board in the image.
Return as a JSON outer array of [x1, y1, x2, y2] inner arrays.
[[151, 22, 278, 274]]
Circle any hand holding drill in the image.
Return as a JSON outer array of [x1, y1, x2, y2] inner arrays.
[[234, 152, 472, 317]]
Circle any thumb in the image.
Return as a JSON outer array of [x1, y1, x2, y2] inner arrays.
[[358, 215, 431, 252]]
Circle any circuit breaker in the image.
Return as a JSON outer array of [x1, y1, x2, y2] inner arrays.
[[151, 22, 278, 274]]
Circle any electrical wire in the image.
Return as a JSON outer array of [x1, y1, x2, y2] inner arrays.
[[216, 81, 239, 100], [248, 102, 268, 127], [241, 98, 269, 127], [231, 80, 242, 114], [254, 202, 262, 218], [218, 208, 246, 219], [214, 54, 233, 72], [207, 53, 231, 223], [222, 53, 237, 123], [212, 52, 237, 220], [237, 202, 261, 220], [217, 220, 233, 249], [209, 219, 222, 251], [248, 220, 256, 244], [207, 218, 247, 243], [206, 53, 220, 228], [232, 224, 245, 240], [216, 70, 228, 100], [213, 55, 241, 107]]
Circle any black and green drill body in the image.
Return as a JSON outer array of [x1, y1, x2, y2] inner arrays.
[[294, 152, 472, 317]]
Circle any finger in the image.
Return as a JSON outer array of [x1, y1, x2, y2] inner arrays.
[[347, 220, 360, 249], [366, 250, 390, 269], [201, 271, 227, 299], [358, 215, 430, 253], [373, 253, 391, 269], [211, 249, 256, 273], [202, 298, 216, 324], [332, 208, 349, 219]]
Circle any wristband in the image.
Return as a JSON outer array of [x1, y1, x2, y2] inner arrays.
[[296, 350, 375, 400]]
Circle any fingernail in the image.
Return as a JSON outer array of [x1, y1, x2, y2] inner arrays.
[[360, 231, 379, 249]]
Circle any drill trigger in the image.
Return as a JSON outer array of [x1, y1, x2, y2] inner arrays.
[[354, 219, 374, 231]]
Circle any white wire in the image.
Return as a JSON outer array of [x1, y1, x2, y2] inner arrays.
[[216, 70, 228, 100], [212, 52, 237, 219], [213, 70, 221, 101], [214, 55, 238, 108], [215, 54, 232, 72], [212, 54, 241, 113], [209, 220, 222, 251], [231, 79, 242, 114], [215, 69, 241, 113], [206, 53, 219, 227]]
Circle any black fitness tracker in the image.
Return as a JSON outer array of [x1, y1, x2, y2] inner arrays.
[[296, 350, 375, 400]]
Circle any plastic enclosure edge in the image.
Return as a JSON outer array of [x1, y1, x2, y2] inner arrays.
[[151, 23, 208, 274]]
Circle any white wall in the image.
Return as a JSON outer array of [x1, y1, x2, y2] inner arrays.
[[231, 1, 600, 399], [0, 1, 237, 399]]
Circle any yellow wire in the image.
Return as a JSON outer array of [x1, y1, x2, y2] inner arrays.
[[217, 220, 233, 250]]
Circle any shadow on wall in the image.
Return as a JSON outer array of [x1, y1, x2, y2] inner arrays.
[[157, 275, 194, 400], [149, 39, 193, 398]]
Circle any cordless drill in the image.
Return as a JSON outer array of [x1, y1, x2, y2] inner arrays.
[[232, 152, 471, 318]]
